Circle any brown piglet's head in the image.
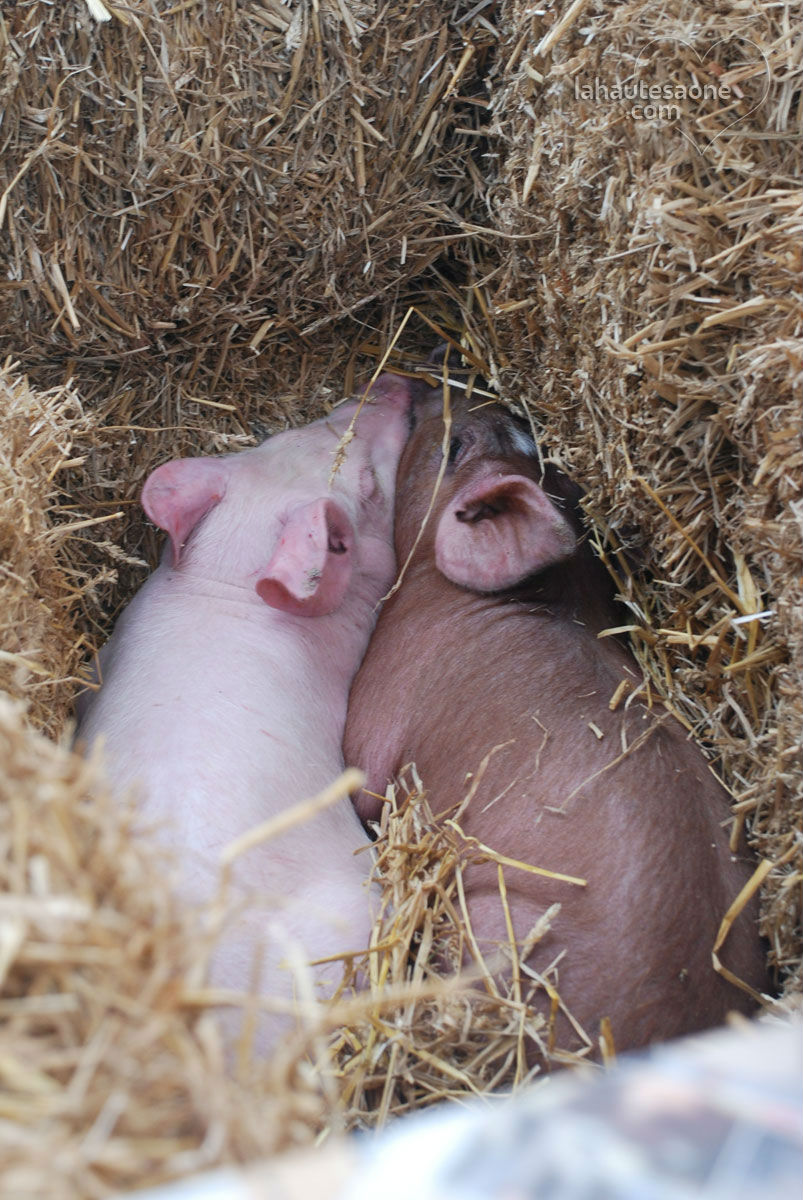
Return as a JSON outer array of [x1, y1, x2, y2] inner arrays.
[[394, 386, 580, 594]]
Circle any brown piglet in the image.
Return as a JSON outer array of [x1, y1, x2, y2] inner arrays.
[[344, 381, 769, 1061]]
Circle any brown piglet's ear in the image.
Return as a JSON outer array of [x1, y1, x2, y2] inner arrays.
[[141, 458, 229, 566], [435, 472, 576, 592], [256, 498, 355, 617]]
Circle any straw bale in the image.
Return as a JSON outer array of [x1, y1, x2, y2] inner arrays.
[[0, 0, 489, 422], [0, 695, 346, 1197], [0, 365, 97, 734]]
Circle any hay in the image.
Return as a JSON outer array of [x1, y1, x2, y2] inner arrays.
[[0, 696, 338, 1197], [0, 365, 99, 734], [0, 0, 801, 1193], [336, 769, 593, 1122], [0, 0, 488, 415]]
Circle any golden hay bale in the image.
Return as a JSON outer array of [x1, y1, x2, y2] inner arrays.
[[0, 696, 344, 1197], [0, 366, 96, 734], [0, 0, 487, 416]]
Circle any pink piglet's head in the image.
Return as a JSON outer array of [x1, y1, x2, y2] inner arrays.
[[140, 374, 413, 617]]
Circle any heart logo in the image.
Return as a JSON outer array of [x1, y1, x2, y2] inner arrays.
[[634, 35, 771, 155]]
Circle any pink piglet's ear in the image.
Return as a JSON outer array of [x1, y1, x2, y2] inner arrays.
[[256, 498, 354, 617], [435, 473, 576, 593], [141, 458, 229, 566]]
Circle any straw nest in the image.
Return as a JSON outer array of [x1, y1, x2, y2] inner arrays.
[[0, 0, 800, 1194]]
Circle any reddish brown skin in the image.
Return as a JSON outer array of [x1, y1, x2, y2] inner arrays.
[[344, 385, 769, 1060]]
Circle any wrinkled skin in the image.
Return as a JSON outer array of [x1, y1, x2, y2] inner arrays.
[[75, 376, 412, 1049], [344, 384, 769, 1061]]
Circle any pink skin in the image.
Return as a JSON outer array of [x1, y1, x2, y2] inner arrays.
[[344, 386, 769, 1061], [75, 376, 412, 1048]]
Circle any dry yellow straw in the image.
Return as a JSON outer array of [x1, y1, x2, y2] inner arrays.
[[712, 857, 774, 1001]]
